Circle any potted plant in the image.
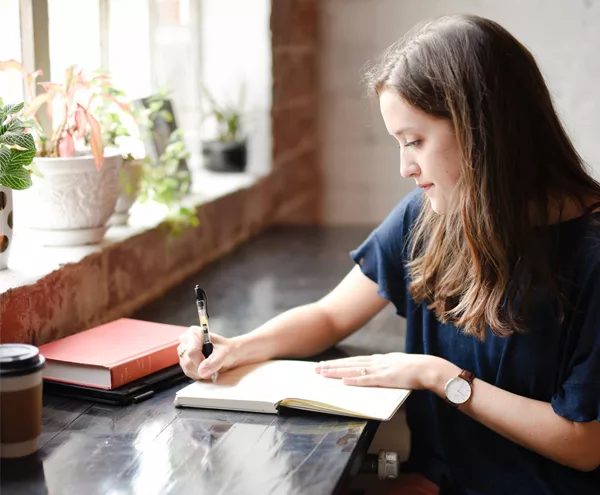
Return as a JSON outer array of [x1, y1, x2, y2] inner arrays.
[[135, 91, 198, 233], [201, 85, 247, 173], [87, 73, 144, 226], [87, 82, 198, 232], [0, 100, 41, 269], [0, 61, 122, 246]]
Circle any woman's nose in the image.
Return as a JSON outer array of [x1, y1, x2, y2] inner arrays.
[[399, 149, 420, 179]]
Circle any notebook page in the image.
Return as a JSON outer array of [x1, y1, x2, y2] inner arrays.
[[174, 362, 288, 407], [281, 368, 410, 420]]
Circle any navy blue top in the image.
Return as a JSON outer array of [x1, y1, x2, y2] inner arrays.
[[350, 188, 600, 495]]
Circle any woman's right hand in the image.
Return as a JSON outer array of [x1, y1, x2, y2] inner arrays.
[[177, 326, 239, 380]]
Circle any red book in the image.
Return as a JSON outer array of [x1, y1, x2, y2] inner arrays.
[[38, 318, 186, 389]]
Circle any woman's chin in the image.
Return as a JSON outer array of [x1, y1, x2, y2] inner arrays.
[[428, 197, 446, 215]]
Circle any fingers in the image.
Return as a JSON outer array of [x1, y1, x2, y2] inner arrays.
[[180, 351, 200, 380], [178, 326, 201, 351], [178, 326, 229, 380], [177, 327, 206, 380], [319, 366, 370, 379], [314, 356, 371, 373], [198, 350, 226, 379], [209, 333, 226, 343], [317, 358, 384, 386], [188, 327, 204, 348], [342, 374, 382, 387]]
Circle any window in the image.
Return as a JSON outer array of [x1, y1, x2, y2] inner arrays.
[[48, 0, 101, 81], [108, 0, 152, 99], [151, 0, 202, 149], [0, 0, 271, 175], [0, 0, 24, 103]]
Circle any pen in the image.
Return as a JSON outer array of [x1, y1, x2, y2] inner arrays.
[[195, 285, 218, 383]]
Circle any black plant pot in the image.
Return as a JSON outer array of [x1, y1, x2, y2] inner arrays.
[[202, 140, 247, 173]]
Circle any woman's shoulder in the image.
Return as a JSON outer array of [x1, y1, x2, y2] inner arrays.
[[368, 188, 424, 265], [556, 212, 600, 294], [578, 215, 600, 275], [564, 212, 600, 263], [377, 187, 424, 238]]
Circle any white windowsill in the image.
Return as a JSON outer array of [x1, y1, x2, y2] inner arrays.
[[0, 169, 264, 293]]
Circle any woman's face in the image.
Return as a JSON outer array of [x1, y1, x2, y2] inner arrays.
[[379, 89, 462, 214]]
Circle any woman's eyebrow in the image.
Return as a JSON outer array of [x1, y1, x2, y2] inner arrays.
[[393, 126, 417, 137]]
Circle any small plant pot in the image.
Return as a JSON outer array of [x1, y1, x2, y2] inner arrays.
[[202, 140, 247, 173], [0, 187, 13, 270], [109, 158, 144, 226]]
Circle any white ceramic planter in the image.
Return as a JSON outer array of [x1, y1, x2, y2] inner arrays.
[[13, 148, 122, 246], [0, 186, 13, 270]]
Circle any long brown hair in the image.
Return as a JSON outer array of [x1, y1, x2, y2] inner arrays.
[[364, 14, 600, 339]]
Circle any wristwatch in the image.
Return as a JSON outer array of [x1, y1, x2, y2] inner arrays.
[[444, 369, 474, 407]]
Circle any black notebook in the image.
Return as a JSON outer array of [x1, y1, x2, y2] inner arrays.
[[43, 364, 190, 406]]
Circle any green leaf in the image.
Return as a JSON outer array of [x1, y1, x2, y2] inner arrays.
[[3, 102, 25, 116], [0, 131, 35, 151], [6, 119, 25, 134], [9, 145, 35, 167], [20, 118, 44, 135], [0, 161, 32, 190], [0, 147, 9, 170]]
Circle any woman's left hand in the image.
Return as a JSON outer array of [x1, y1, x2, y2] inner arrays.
[[314, 352, 441, 390]]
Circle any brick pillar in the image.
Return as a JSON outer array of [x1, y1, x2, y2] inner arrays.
[[270, 0, 321, 224]]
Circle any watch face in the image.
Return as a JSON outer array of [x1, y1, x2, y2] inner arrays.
[[446, 377, 471, 404]]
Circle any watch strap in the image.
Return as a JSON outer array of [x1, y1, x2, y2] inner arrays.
[[459, 369, 475, 384]]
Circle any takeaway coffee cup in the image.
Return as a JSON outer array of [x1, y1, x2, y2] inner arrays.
[[0, 344, 45, 458]]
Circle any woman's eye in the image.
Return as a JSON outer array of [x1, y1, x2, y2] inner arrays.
[[405, 140, 420, 148]]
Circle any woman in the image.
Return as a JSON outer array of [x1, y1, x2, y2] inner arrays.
[[178, 14, 600, 494]]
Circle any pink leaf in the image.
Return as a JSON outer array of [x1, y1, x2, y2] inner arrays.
[[0, 59, 24, 73], [1, 60, 48, 104], [58, 131, 75, 157], [24, 69, 43, 86], [117, 101, 133, 115], [38, 82, 63, 93], [24, 92, 53, 117], [45, 93, 57, 124], [100, 93, 134, 116], [77, 104, 104, 170], [74, 106, 86, 139], [90, 74, 110, 85]]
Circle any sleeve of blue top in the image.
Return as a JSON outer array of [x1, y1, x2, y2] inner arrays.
[[349, 188, 423, 318], [551, 263, 600, 423]]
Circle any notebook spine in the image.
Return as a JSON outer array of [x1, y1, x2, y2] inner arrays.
[[109, 344, 178, 388]]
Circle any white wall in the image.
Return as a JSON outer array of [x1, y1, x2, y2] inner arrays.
[[320, 0, 600, 225]]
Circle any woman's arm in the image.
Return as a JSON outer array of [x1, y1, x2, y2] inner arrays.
[[425, 358, 600, 472], [323, 354, 600, 472], [230, 265, 388, 364]]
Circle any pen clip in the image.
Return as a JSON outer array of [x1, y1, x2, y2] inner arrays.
[[194, 285, 209, 318]]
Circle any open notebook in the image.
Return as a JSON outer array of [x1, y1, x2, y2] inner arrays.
[[173, 360, 411, 421]]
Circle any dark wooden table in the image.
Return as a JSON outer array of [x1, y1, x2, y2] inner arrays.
[[1, 226, 406, 495]]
